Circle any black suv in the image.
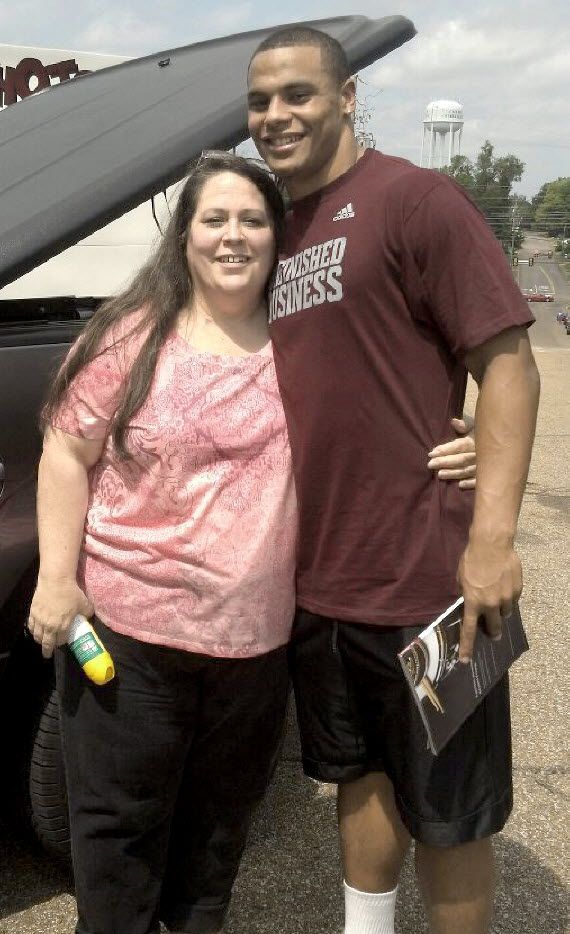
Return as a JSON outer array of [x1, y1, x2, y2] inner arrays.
[[0, 295, 99, 858]]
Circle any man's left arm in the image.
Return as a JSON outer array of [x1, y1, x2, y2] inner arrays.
[[457, 325, 540, 662]]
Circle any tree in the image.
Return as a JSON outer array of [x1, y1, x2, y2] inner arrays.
[[445, 155, 474, 191], [442, 141, 525, 254], [533, 178, 570, 236], [531, 182, 548, 217]]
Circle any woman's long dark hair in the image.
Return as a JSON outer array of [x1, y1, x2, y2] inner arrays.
[[42, 152, 285, 458]]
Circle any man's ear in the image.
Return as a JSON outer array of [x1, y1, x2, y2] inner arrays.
[[341, 76, 357, 116]]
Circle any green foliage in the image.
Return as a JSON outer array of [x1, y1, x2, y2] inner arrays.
[[533, 178, 570, 236], [442, 141, 525, 253], [531, 182, 549, 215], [444, 155, 474, 190]]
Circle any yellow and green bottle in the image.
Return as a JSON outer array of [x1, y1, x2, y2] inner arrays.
[[67, 614, 115, 685]]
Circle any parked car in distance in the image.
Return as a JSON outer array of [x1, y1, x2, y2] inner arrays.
[[532, 250, 554, 259], [526, 292, 554, 302]]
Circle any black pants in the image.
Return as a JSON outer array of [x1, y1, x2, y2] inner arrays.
[[56, 619, 289, 934]]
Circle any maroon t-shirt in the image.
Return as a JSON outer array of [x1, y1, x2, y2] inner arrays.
[[268, 149, 534, 627]]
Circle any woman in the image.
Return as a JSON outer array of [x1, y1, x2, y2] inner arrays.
[[28, 152, 475, 934], [29, 153, 293, 934]]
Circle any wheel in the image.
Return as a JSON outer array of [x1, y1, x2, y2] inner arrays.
[[29, 685, 71, 860]]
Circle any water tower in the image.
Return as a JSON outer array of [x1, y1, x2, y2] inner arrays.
[[420, 100, 464, 169]]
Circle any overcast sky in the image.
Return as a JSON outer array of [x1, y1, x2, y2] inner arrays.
[[1, 0, 568, 197]]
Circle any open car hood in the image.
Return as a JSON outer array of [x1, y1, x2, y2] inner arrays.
[[0, 15, 415, 289]]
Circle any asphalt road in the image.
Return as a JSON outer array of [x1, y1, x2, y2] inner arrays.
[[0, 243, 568, 934], [516, 234, 570, 350]]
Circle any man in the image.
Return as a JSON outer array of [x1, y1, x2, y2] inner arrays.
[[247, 26, 539, 934]]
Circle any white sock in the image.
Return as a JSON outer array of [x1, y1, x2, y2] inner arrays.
[[343, 880, 398, 934]]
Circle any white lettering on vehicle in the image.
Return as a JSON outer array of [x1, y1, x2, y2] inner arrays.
[[0, 56, 89, 108]]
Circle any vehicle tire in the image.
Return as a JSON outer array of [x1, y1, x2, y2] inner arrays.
[[29, 685, 71, 860]]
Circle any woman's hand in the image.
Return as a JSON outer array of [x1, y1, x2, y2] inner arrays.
[[28, 577, 94, 658], [32, 427, 101, 658], [427, 415, 476, 490]]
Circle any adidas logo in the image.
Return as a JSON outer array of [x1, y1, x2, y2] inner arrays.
[[332, 202, 355, 221]]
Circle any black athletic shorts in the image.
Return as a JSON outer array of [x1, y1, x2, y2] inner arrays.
[[289, 609, 513, 847]]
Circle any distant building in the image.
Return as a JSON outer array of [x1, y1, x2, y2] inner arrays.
[[420, 100, 464, 169]]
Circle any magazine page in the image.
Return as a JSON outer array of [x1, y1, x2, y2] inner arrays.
[[398, 598, 528, 755]]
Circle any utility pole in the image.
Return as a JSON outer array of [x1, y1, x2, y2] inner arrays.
[[510, 205, 519, 268], [354, 74, 377, 150]]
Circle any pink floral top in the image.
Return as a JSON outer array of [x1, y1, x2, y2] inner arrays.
[[51, 317, 297, 658]]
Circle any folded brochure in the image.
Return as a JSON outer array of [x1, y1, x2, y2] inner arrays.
[[398, 597, 528, 755]]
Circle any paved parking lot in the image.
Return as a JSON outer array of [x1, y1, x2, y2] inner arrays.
[[0, 342, 567, 934]]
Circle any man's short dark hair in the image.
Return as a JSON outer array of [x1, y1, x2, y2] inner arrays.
[[249, 26, 350, 87]]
